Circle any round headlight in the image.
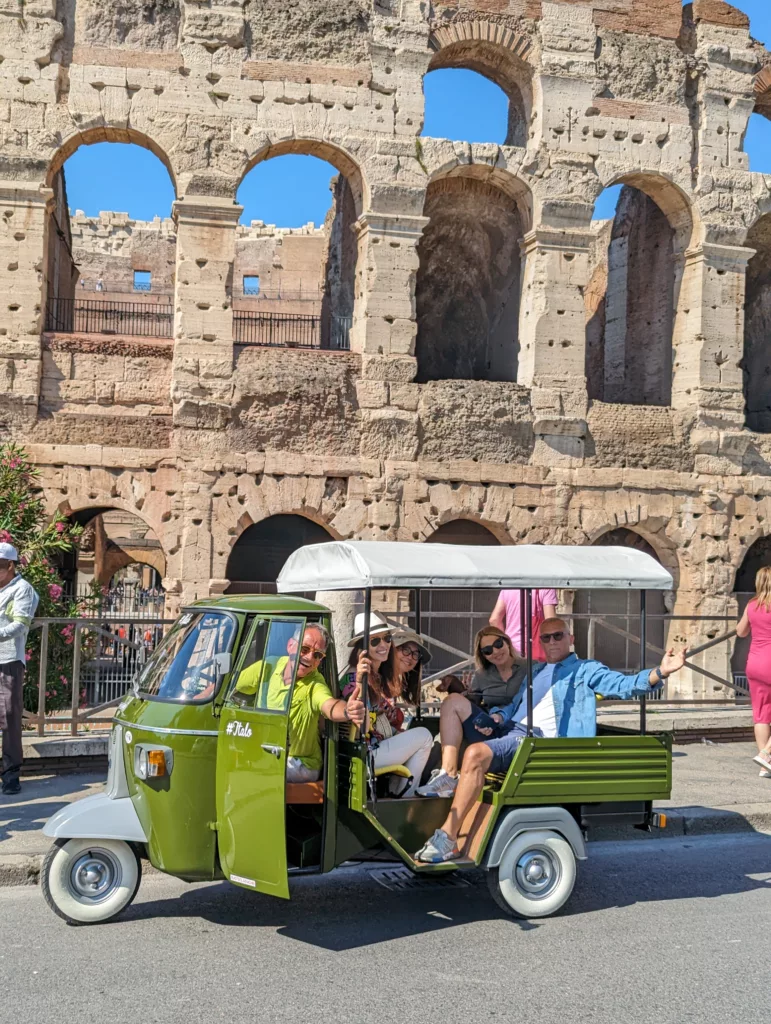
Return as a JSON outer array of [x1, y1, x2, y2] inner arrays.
[[136, 748, 148, 780]]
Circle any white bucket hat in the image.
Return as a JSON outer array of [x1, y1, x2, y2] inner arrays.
[[347, 611, 391, 648], [0, 542, 19, 562]]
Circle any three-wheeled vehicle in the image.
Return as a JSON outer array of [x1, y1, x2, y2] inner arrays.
[[42, 541, 673, 924]]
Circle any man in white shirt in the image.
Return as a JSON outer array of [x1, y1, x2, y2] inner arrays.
[[416, 617, 686, 863], [0, 543, 40, 796]]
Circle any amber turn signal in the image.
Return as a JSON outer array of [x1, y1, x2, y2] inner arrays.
[[147, 750, 167, 777]]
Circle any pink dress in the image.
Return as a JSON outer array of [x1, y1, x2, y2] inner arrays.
[[745, 600, 771, 724], [497, 589, 558, 656]]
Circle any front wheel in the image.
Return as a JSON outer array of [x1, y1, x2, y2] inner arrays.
[[487, 829, 576, 919], [41, 838, 142, 925]]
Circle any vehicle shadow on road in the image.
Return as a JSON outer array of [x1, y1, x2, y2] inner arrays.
[[0, 776, 99, 846], [124, 867, 540, 947]]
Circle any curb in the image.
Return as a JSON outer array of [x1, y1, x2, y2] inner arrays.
[[4, 805, 771, 888]]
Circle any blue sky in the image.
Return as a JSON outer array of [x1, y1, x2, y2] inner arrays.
[[64, 0, 771, 227]]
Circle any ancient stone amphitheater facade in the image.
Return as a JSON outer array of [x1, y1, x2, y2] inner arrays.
[[1, 0, 771, 694]]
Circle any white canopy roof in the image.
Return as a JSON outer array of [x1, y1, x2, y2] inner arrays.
[[276, 541, 673, 592]]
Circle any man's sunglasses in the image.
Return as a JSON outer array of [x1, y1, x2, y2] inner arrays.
[[539, 631, 565, 644], [480, 638, 506, 656], [370, 633, 392, 647], [300, 645, 326, 661]]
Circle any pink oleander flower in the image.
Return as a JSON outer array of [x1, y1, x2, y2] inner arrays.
[[55, 522, 65, 534], [60, 674, 68, 685], [48, 583, 63, 601], [0, 530, 12, 544], [26, 649, 32, 662]]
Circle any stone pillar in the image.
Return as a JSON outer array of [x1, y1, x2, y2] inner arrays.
[[315, 590, 358, 674], [0, 180, 54, 428], [350, 211, 428, 464], [517, 220, 593, 465], [674, 242, 755, 472], [171, 196, 241, 432]]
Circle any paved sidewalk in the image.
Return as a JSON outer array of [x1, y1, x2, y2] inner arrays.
[[1, 742, 770, 885]]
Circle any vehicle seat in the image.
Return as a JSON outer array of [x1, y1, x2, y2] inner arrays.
[[346, 723, 414, 787], [286, 781, 324, 804]]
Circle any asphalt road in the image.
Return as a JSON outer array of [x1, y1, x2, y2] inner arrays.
[[1, 833, 769, 1024]]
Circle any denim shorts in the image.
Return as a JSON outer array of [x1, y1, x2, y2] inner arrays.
[[484, 722, 531, 775]]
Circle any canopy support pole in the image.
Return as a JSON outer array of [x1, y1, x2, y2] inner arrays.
[[361, 589, 371, 723], [525, 588, 533, 738], [414, 588, 422, 722], [639, 590, 647, 737]]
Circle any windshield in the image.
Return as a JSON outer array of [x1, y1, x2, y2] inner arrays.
[[136, 611, 236, 702]]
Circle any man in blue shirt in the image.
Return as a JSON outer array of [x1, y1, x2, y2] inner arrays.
[[416, 617, 686, 863]]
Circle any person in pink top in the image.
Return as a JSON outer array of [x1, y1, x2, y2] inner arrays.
[[736, 565, 771, 776], [489, 588, 558, 657]]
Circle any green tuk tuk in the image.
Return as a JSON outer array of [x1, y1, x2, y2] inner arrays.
[[42, 541, 673, 925]]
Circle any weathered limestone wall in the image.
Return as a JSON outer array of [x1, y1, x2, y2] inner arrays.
[[70, 213, 177, 297], [0, 0, 768, 697]]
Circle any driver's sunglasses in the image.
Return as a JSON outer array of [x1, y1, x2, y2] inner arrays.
[[300, 645, 326, 661], [370, 634, 392, 647], [539, 631, 565, 644], [480, 638, 506, 656]]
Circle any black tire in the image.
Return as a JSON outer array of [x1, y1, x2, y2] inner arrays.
[[41, 838, 142, 926]]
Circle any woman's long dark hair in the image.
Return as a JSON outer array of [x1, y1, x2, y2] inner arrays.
[[399, 663, 422, 707], [347, 639, 399, 700]]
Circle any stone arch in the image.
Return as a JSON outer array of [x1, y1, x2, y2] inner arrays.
[[56, 503, 167, 598], [587, 172, 697, 406], [225, 512, 334, 594], [754, 67, 771, 122], [743, 212, 771, 431], [425, 518, 504, 545], [236, 138, 367, 218], [46, 127, 178, 197], [416, 166, 532, 383], [427, 20, 535, 147], [573, 527, 669, 671]]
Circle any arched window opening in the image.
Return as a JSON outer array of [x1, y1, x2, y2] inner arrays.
[[225, 514, 332, 595], [235, 155, 356, 351], [744, 214, 771, 432], [573, 529, 666, 674], [745, 112, 771, 175], [422, 68, 510, 145], [425, 33, 532, 148], [416, 175, 525, 382], [46, 141, 176, 339], [732, 536, 771, 683], [56, 506, 167, 703], [586, 185, 676, 407], [423, 519, 501, 672]]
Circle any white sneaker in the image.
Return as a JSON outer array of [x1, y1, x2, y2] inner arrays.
[[760, 769, 771, 778], [415, 828, 460, 863], [416, 769, 459, 798]]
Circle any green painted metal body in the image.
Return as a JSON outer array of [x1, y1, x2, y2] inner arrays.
[[108, 595, 673, 895]]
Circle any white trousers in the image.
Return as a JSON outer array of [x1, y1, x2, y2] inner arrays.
[[373, 726, 433, 797]]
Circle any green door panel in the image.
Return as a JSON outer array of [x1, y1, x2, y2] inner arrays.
[[216, 617, 306, 898]]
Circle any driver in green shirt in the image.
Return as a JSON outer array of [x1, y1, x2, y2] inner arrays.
[[236, 624, 365, 782]]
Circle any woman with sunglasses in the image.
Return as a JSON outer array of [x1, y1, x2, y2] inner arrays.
[[417, 626, 527, 798], [343, 615, 433, 797]]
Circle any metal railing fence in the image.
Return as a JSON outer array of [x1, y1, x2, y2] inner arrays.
[[233, 311, 352, 350], [24, 616, 171, 736], [64, 583, 166, 621], [45, 297, 173, 338]]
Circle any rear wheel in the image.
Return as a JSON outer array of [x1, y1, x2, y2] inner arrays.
[[487, 829, 576, 919], [41, 838, 141, 925]]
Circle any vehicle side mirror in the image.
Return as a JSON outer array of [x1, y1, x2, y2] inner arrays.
[[214, 652, 232, 680]]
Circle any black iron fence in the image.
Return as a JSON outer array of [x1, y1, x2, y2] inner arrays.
[[234, 311, 352, 350], [46, 297, 173, 339]]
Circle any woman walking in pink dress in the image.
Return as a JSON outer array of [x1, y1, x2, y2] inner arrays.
[[736, 565, 771, 775]]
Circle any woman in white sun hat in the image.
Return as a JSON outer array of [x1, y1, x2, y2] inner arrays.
[[343, 613, 432, 796]]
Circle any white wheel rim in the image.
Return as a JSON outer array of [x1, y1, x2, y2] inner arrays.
[[514, 847, 561, 900], [67, 848, 123, 906]]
